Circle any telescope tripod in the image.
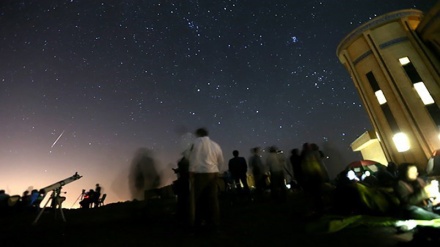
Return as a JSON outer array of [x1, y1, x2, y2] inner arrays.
[[70, 189, 85, 208], [33, 188, 67, 225]]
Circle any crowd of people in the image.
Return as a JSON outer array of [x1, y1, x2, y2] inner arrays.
[[170, 127, 440, 235], [0, 189, 45, 213], [79, 183, 105, 209], [0, 182, 105, 214], [2, 127, 440, 234], [170, 127, 338, 233]]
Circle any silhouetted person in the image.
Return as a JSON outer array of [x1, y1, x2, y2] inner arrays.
[[188, 127, 225, 232], [29, 189, 43, 210], [300, 143, 331, 215], [0, 190, 10, 208], [80, 189, 95, 209], [228, 150, 250, 194], [386, 162, 399, 181], [290, 148, 303, 191], [94, 183, 102, 208], [173, 155, 191, 224], [20, 190, 31, 208], [373, 162, 398, 188], [249, 147, 266, 195]]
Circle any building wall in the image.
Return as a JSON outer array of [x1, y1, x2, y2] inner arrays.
[[337, 9, 440, 170], [350, 130, 388, 165], [416, 1, 440, 62]]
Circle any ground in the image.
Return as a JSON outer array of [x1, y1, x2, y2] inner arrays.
[[1, 190, 416, 247]]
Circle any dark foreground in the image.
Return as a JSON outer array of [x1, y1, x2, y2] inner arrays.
[[1, 191, 415, 247]]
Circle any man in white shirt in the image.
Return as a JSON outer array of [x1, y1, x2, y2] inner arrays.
[[188, 128, 225, 231]]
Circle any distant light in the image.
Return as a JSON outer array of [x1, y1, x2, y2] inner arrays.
[[375, 90, 387, 105], [399, 57, 410, 65], [393, 132, 410, 152], [413, 82, 435, 105]]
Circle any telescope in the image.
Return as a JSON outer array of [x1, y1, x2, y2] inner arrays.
[[38, 172, 82, 199], [33, 172, 82, 225]]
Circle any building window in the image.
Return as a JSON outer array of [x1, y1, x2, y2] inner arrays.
[[399, 56, 440, 126], [399, 57, 410, 65], [399, 57, 422, 82], [375, 90, 387, 105], [413, 82, 435, 105], [366, 71, 407, 151]]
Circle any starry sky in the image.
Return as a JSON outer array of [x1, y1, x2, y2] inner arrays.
[[1, 0, 437, 208]]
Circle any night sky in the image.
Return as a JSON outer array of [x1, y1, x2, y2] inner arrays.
[[1, 0, 437, 208]]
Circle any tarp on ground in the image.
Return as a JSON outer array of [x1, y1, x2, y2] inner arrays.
[[305, 215, 440, 234]]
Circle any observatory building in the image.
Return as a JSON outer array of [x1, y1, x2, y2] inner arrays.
[[337, 2, 440, 171]]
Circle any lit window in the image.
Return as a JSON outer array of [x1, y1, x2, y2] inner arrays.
[[393, 132, 410, 152], [413, 82, 435, 105], [399, 57, 410, 65], [375, 90, 387, 105]]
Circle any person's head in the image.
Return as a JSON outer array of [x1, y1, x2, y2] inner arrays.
[[291, 148, 299, 155], [195, 128, 208, 137], [398, 163, 419, 181], [269, 146, 278, 153], [251, 147, 260, 155], [310, 143, 319, 151], [386, 162, 397, 172], [301, 143, 311, 151], [232, 150, 239, 157]]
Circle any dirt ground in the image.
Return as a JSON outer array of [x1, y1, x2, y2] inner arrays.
[[1, 190, 414, 247]]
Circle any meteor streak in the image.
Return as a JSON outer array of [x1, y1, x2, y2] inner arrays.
[[51, 130, 65, 148]]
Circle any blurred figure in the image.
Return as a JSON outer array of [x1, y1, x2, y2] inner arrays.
[[387, 161, 398, 177], [249, 147, 266, 196], [279, 150, 294, 189], [394, 163, 440, 220], [372, 162, 398, 188], [188, 128, 225, 232], [93, 183, 102, 208], [228, 150, 250, 194], [0, 190, 10, 208], [300, 143, 330, 184], [20, 190, 31, 208], [172, 155, 191, 224], [289, 148, 303, 191], [29, 189, 43, 209], [129, 148, 161, 201], [300, 143, 331, 215], [79, 189, 95, 209], [0, 190, 9, 201], [266, 146, 287, 202]]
